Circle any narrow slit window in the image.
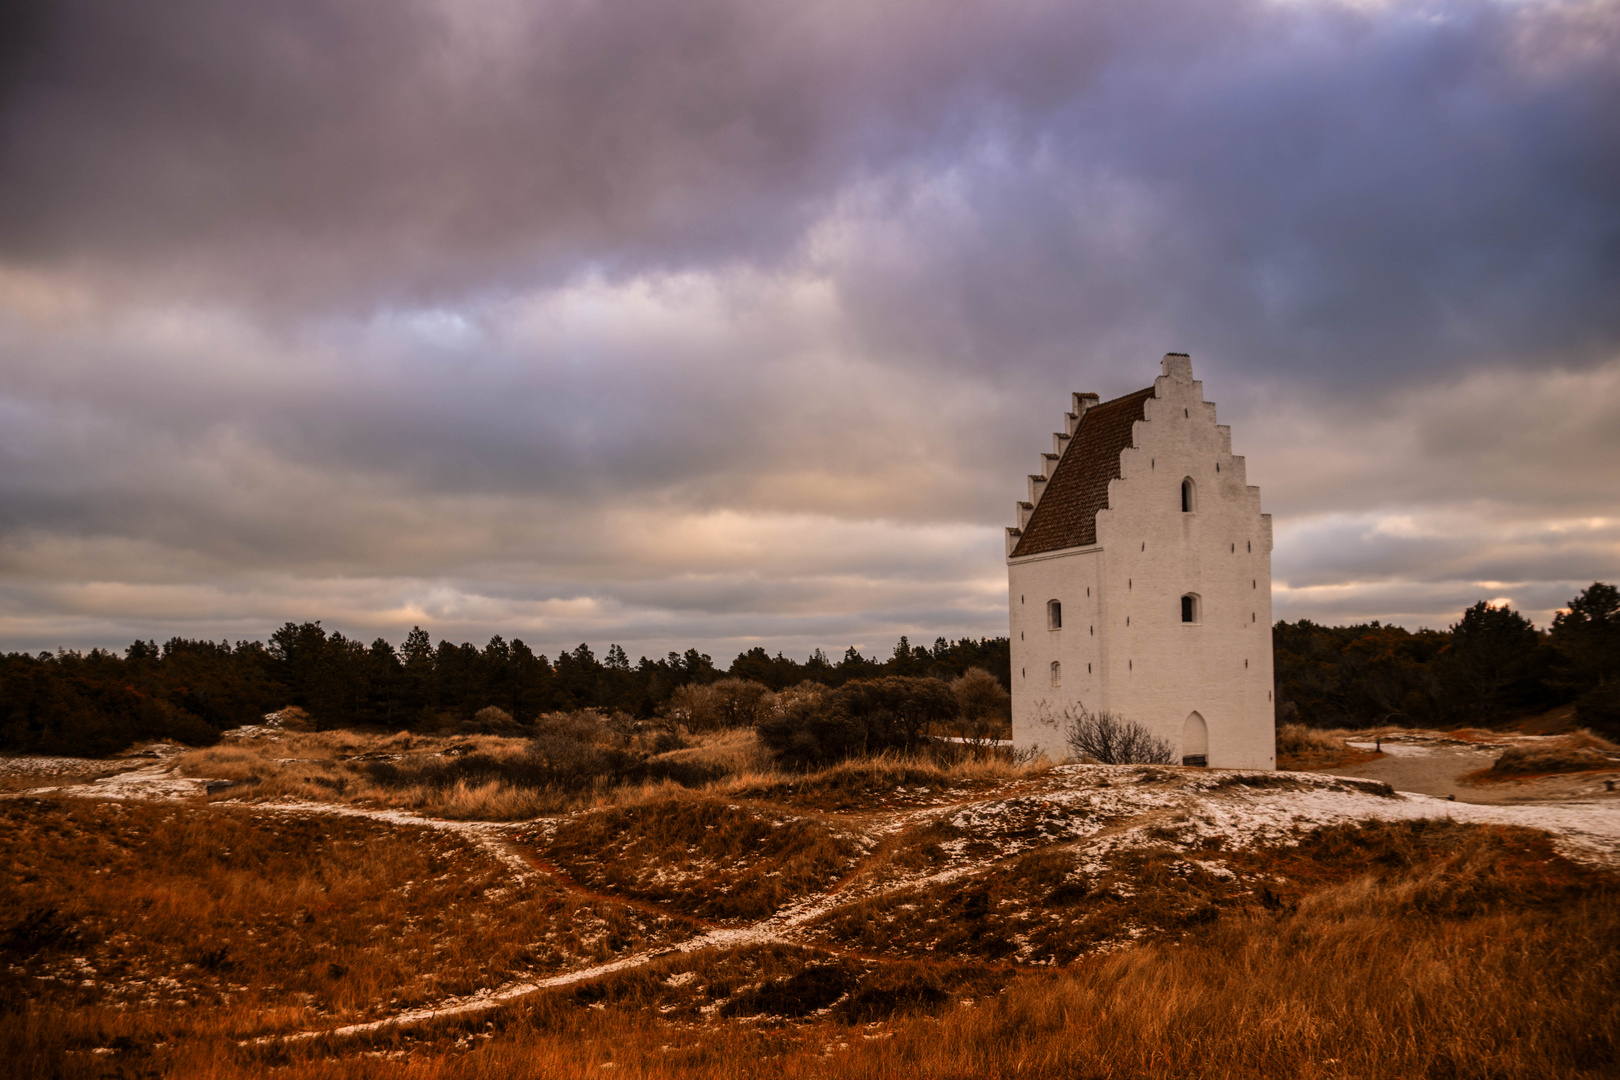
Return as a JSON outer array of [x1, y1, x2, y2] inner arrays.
[[1181, 594, 1201, 624], [1181, 477, 1195, 512], [1049, 661, 1061, 688], [1047, 600, 1062, 630]]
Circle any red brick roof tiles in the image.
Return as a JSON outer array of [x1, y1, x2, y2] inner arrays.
[[1009, 386, 1154, 558]]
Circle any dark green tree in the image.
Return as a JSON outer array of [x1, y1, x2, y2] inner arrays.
[[1438, 602, 1542, 722]]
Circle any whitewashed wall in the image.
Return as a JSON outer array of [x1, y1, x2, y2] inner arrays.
[[1009, 355, 1275, 769]]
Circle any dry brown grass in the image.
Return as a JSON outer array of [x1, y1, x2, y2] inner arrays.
[[522, 793, 865, 922], [0, 796, 695, 1049], [171, 728, 1047, 823], [806, 817, 1587, 967], [8, 745, 1616, 1080], [13, 820, 1609, 1080], [1274, 723, 1386, 770], [722, 751, 1047, 812], [179, 728, 740, 820], [0, 758, 128, 793], [1478, 734, 1620, 780]]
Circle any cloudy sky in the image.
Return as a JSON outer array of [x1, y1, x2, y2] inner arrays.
[[1, 0, 1616, 660]]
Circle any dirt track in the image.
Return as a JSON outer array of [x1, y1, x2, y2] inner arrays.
[[1323, 734, 1620, 805]]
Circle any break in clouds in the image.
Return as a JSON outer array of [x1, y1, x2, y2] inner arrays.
[[0, 0, 1617, 657]]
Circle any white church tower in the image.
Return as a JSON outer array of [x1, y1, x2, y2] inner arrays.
[[1006, 353, 1275, 769]]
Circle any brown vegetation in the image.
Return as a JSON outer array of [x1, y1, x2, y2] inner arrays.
[[5, 737, 1616, 1080], [1478, 733, 1620, 780], [1274, 722, 1384, 769], [528, 795, 864, 922], [0, 796, 694, 1049], [5, 805, 1611, 1080], [173, 724, 1040, 820]]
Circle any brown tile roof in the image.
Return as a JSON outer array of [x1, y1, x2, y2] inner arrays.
[[1010, 386, 1154, 558]]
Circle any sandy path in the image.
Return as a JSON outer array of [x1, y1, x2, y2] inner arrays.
[[1325, 737, 1620, 805]]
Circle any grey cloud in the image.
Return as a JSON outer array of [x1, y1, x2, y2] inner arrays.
[[0, 0, 1616, 654], [4, 0, 1613, 374]]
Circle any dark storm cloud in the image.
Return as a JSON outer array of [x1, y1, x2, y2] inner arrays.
[[4, 0, 1615, 374], [0, 0, 1616, 652]]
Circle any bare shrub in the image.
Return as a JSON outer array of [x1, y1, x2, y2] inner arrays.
[[1056, 705, 1176, 764], [664, 682, 722, 730], [532, 709, 602, 743], [664, 679, 774, 732], [711, 678, 776, 728], [951, 668, 1011, 750]]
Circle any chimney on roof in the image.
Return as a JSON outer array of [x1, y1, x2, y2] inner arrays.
[[1067, 392, 1100, 435], [1162, 353, 1193, 380]]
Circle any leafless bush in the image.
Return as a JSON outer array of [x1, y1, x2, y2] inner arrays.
[[951, 668, 1011, 752], [1056, 705, 1177, 764], [665, 679, 775, 731]]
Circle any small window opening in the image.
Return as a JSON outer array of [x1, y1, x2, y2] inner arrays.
[[1047, 599, 1062, 630], [1181, 477, 1195, 512], [1184, 408, 1189, 417], [1247, 540, 1251, 552], [1050, 661, 1061, 688], [1181, 594, 1201, 624], [1230, 543, 1235, 553], [1216, 462, 1220, 472], [1089, 625, 1093, 635], [1087, 663, 1091, 673], [1126, 616, 1131, 626], [1252, 612, 1256, 622]]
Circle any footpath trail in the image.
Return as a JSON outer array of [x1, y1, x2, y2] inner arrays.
[[9, 750, 1620, 1043]]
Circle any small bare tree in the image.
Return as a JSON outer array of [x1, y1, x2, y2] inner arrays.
[[665, 678, 775, 731], [1057, 704, 1177, 765], [951, 667, 1011, 755]]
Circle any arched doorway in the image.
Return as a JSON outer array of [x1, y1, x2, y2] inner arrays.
[[1182, 712, 1208, 767]]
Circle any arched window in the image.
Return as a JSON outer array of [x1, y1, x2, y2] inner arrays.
[[1049, 661, 1061, 688], [1181, 593, 1201, 624], [1181, 477, 1196, 512], [1047, 599, 1062, 630]]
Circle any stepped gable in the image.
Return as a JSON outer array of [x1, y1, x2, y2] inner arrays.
[[1010, 385, 1154, 558]]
